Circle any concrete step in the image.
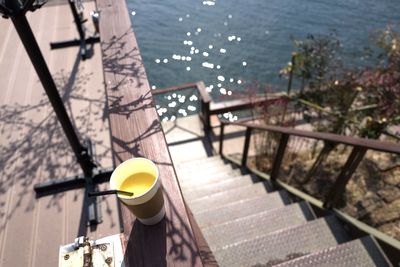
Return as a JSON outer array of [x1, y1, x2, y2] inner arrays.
[[182, 174, 263, 202], [195, 190, 291, 228], [179, 168, 242, 188], [213, 215, 350, 267], [203, 201, 316, 250], [276, 236, 391, 267], [189, 182, 272, 213]]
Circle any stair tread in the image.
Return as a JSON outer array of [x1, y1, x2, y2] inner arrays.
[[176, 159, 226, 173], [213, 216, 350, 267], [177, 164, 235, 180], [179, 169, 242, 187], [189, 182, 272, 213], [195, 190, 291, 228], [176, 155, 221, 166], [275, 236, 390, 267], [203, 201, 315, 250], [183, 174, 260, 202]]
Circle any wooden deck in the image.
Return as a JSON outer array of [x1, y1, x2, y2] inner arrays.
[[0, 1, 120, 266]]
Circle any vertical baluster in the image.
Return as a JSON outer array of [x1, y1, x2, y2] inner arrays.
[[270, 133, 290, 181], [324, 146, 367, 208], [242, 128, 252, 167], [219, 122, 225, 156]]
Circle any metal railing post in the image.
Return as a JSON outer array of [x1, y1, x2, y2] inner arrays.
[[324, 146, 368, 208], [219, 122, 225, 156], [287, 52, 296, 96], [202, 100, 211, 133], [242, 127, 252, 167], [270, 133, 290, 181]]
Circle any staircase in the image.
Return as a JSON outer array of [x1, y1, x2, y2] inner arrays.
[[175, 156, 392, 267]]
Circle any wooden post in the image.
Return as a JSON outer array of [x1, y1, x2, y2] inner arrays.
[[219, 122, 225, 156], [287, 52, 296, 96], [324, 146, 368, 209], [196, 81, 212, 134], [242, 128, 252, 167], [202, 101, 211, 133], [270, 133, 290, 181]]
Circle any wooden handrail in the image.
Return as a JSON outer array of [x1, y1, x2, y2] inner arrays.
[[219, 119, 400, 208], [223, 121, 400, 154], [97, 0, 206, 265]]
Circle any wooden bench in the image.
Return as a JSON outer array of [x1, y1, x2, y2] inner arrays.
[[96, 0, 215, 265]]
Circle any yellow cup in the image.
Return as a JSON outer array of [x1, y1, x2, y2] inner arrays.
[[110, 158, 165, 225]]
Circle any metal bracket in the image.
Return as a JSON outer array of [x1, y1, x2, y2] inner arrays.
[[59, 235, 125, 267]]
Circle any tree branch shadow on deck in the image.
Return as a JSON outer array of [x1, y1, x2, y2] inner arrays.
[[0, 52, 115, 237], [101, 29, 148, 91]]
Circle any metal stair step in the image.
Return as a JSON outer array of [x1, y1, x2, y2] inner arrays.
[[275, 236, 391, 267], [183, 174, 262, 202], [189, 182, 272, 213], [195, 190, 291, 228], [176, 155, 222, 166], [203, 201, 316, 250], [176, 158, 227, 173], [179, 168, 242, 188], [213, 215, 350, 267], [178, 164, 236, 181]]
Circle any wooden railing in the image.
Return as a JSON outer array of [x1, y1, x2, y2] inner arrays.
[[219, 120, 400, 208], [152, 81, 212, 131], [96, 0, 214, 265], [154, 82, 284, 132], [219, 120, 400, 262]]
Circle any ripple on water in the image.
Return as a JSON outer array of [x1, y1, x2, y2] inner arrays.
[[188, 105, 196, 111], [202, 1, 215, 6], [202, 62, 214, 69]]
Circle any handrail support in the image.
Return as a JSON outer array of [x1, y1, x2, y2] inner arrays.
[[219, 122, 225, 156], [241, 127, 252, 167], [324, 146, 368, 209], [270, 133, 290, 181]]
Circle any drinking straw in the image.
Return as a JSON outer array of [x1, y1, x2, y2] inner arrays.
[[88, 190, 134, 197]]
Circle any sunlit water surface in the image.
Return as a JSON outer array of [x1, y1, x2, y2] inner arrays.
[[126, 0, 400, 120]]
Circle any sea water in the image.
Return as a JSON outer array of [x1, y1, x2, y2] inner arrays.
[[126, 0, 400, 119]]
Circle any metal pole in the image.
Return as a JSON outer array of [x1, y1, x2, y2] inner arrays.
[[242, 127, 252, 167], [11, 13, 95, 177], [270, 133, 289, 181]]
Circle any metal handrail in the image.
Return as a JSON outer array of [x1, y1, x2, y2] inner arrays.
[[219, 120, 400, 208]]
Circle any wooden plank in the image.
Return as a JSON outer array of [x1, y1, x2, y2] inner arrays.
[[96, 0, 203, 265]]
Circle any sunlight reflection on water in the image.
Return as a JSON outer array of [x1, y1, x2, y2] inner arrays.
[[128, 0, 400, 120]]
